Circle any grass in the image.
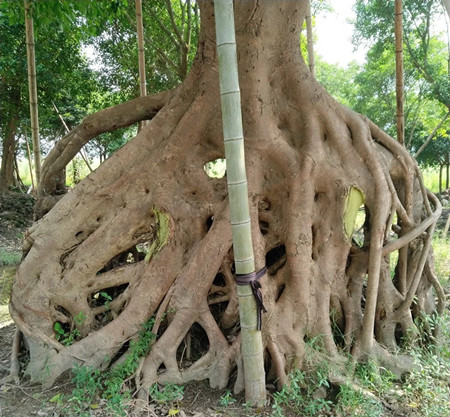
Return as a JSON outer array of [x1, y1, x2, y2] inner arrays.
[[0, 266, 16, 323], [422, 166, 441, 193], [433, 236, 450, 284], [0, 249, 21, 267]]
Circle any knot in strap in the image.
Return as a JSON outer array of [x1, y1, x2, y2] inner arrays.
[[235, 267, 267, 331]]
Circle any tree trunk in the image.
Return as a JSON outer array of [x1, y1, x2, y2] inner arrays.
[[395, 0, 404, 145], [135, 0, 148, 131], [445, 162, 450, 190], [24, 0, 41, 186], [0, 114, 19, 192], [25, 133, 35, 192], [11, 1, 442, 399], [0, 86, 20, 192]]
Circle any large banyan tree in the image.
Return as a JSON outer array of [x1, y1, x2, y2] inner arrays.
[[10, 0, 443, 399]]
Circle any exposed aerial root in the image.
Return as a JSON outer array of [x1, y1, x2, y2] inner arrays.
[[9, 4, 444, 400]]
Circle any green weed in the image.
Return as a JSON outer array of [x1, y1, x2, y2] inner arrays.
[[336, 383, 384, 417], [219, 389, 236, 407], [422, 167, 440, 193], [53, 311, 86, 346], [432, 236, 450, 283], [271, 367, 332, 417], [52, 316, 184, 416], [0, 249, 21, 267], [149, 383, 184, 404]]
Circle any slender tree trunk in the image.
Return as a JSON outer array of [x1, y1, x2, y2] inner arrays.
[[395, 0, 405, 145], [136, 0, 147, 98], [305, 0, 315, 77], [24, 0, 41, 186], [445, 163, 450, 190], [136, 0, 147, 130], [25, 133, 35, 192], [53, 101, 92, 173], [439, 165, 443, 194], [414, 112, 449, 158], [214, 0, 265, 406]]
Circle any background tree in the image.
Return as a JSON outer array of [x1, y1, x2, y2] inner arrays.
[[353, 0, 450, 155], [0, 1, 100, 192], [24, 0, 41, 186]]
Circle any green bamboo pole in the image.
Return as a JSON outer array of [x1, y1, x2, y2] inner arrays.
[[135, 0, 148, 130], [24, 0, 41, 187], [213, 0, 266, 407]]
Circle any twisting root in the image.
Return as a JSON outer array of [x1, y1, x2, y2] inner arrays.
[[9, 3, 443, 397]]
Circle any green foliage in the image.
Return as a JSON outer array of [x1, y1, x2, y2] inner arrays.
[[0, 0, 103, 169], [149, 383, 184, 404], [271, 367, 332, 417], [0, 249, 21, 267], [336, 383, 384, 417], [66, 364, 103, 417], [316, 0, 449, 169], [219, 389, 236, 407], [54, 311, 85, 346], [400, 322, 450, 416], [84, 0, 199, 101], [432, 235, 450, 282], [53, 316, 161, 416], [53, 322, 80, 346]]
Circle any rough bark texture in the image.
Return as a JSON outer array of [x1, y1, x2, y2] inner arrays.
[[10, 1, 443, 397], [0, 87, 20, 192], [0, 114, 19, 192]]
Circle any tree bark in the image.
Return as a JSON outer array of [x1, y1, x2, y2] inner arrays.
[[10, 1, 442, 400], [0, 113, 19, 192]]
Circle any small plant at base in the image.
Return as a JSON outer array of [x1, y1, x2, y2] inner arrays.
[[0, 249, 21, 266], [73, 310, 86, 325], [271, 366, 332, 417], [149, 383, 184, 404], [336, 383, 384, 417], [99, 291, 113, 310], [220, 389, 236, 407], [55, 316, 158, 416], [53, 322, 80, 346], [60, 364, 104, 417], [400, 339, 450, 416]]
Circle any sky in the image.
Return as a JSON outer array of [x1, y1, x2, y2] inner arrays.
[[313, 0, 366, 67], [314, 0, 449, 67]]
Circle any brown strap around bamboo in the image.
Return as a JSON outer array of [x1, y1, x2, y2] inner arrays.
[[235, 267, 267, 331]]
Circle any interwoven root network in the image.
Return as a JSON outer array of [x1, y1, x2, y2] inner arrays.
[[10, 0, 443, 398]]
